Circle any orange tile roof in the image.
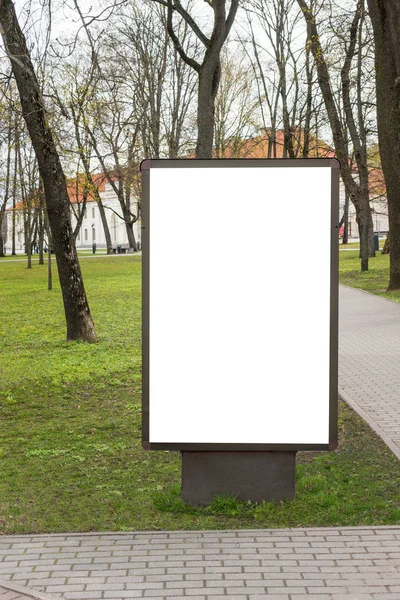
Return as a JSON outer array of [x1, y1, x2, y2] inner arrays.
[[11, 172, 113, 211], [215, 129, 336, 159]]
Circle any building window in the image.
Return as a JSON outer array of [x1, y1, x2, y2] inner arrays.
[[84, 229, 88, 241], [92, 227, 95, 241], [77, 230, 80, 241], [92, 207, 95, 218], [84, 208, 87, 219]]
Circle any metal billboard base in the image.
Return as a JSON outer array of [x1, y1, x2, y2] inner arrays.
[[181, 451, 296, 506]]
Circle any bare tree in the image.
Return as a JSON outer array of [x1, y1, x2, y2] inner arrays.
[[151, 0, 239, 158], [249, 0, 303, 157], [116, 2, 198, 158], [213, 47, 260, 157], [82, 72, 141, 250], [297, 0, 375, 270], [245, 0, 328, 160], [0, 0, 97, 342]]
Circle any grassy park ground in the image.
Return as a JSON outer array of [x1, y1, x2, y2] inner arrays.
[[340, 247, 400, 302], [0, 252, 399, 534]]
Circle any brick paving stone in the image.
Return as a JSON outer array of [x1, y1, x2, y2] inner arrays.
[[0, 527, 398, 598], [339, 285, 400, 460], [0, 589, 30, 600], [0, 584, 59, 600]]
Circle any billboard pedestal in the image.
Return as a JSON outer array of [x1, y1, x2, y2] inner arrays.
[[181, 451, 296, 506]]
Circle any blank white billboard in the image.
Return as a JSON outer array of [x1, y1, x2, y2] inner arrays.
[[142, 159, 338, 450]]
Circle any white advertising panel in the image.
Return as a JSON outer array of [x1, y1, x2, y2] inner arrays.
[[142, 159, 338, 450]]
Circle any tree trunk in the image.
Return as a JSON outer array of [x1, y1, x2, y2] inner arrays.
[[11, 111, 18, 255], [0, 0, 97, 341], [26, 205, 32, 269], [357, 212, 369, 271], [72, 197, 87, 241], [27, 236, 32, 268], [357, 204, 375, 264], [97, 197, 113, 254], [48, 232, 52, 291], [0, 115, 12, 258], [122, 203, 137, 251], [196, 62, 221, 158], [38, 202, 44, 265], [367, 0, 400, 289], [11, 198, 16, 255], [342, 186, 349, 244], [0, 213, 5, 257], [382, 231, 390, 254], [38, 211, 44, 265], [368, 210, 375, 257]]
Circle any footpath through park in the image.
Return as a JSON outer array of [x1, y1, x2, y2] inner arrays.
[[1, 284, 400, 600]]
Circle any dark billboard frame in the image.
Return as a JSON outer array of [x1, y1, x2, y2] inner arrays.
[[141, 158, 339, 452]]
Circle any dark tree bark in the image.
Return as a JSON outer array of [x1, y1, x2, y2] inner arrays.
[[38, 194, 45, 265], [382, 231, 390, 254], [0, 0, 97, 341], [366, 0, 400, 289], [342, 186, 350, 244], [97, 196, 113, 254]]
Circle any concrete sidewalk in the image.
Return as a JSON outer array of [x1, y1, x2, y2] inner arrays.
[[339, 285, 400, 460], [1, 527, 400, 600]]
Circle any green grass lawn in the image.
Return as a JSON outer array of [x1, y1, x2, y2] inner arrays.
[[0, 255, 399, 534], [339, 248, 400, 302]]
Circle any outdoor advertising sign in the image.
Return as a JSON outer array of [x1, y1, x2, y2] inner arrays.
[[141, 159, 339, 452]]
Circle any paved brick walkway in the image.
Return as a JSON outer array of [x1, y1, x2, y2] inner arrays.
[[339, 285, 400, 460], [1, 528, 400, 600]]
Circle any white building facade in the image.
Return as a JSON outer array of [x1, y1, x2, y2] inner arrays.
[[5, 180, 141, 253], [72, 182, 141, 251]]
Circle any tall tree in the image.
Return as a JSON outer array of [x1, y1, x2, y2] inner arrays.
[[366, 0, 400, 289], [249, 0, 301, 158], [0, 0, 97, 342], [152, 0, 239, 158], [0, 102, 12, 257], [297, 0, 375, 270]]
